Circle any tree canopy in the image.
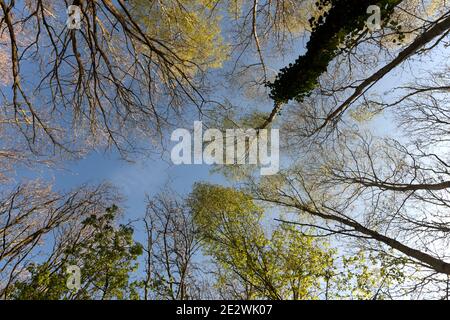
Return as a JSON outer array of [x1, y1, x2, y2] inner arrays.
[[1, 0, 450, 300]]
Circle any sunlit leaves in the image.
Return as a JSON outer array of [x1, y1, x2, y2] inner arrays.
[[131, 0, 229, 79]]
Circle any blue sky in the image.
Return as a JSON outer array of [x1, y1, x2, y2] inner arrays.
[[10, 30, 444, 226], [3, 5, 308, 226], [13, 149, 227, 223], [6, 0, 446, 246]]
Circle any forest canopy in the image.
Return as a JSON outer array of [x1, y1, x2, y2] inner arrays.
[[1, 0, 450, 300]]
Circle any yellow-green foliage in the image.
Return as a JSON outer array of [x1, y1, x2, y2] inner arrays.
[[189, 183, 336, 299], [189, 183, 406, 299], [131, 0, 229, 78]]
